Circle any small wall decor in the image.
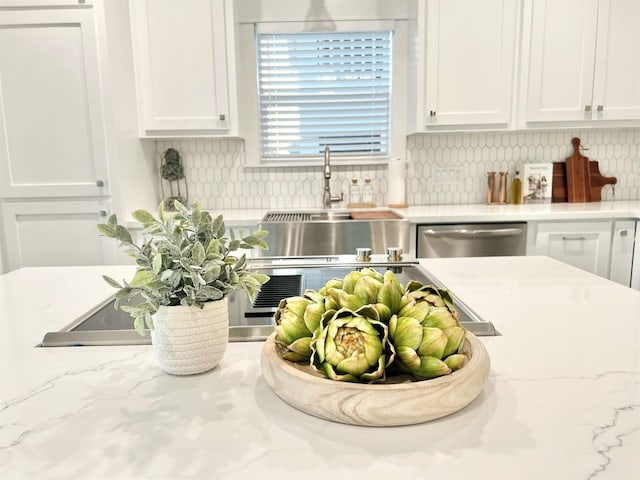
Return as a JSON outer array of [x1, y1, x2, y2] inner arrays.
[[160, 148, 188, 211]]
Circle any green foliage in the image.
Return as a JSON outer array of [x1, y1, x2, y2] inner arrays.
[[98, 200, 270, 334]]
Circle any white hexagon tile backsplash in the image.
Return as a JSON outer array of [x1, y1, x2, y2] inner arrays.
[[157, 128, 639, 210]]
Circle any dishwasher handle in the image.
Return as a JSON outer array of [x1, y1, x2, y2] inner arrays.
[[422, 227, 524, 238]]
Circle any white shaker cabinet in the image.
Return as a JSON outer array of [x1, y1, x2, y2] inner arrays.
[[1, 200, 117, 271], [632, 221, 640, 290], [408, 0, 519, 130], [609, 220, 636, 287], [523, 0, 640, 124], [129, 0, 238, 137], [0, 5, 110, 198], [529, 221, 613, 278], [0, 2, 115, 272]]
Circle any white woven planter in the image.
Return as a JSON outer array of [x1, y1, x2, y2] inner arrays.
[[150, 298, 229, 375]]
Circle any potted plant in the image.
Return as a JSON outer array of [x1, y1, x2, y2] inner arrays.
[[97, 200, 270, 375]]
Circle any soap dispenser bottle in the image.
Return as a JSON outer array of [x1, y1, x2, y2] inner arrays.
[[349, 178, 361, 206], [362, 178, 374, 206]]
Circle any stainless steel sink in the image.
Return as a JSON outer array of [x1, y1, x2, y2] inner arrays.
[[39, 260, 499, 347], [308, 211, 353, 221], [261, 211, 354, 222], [259, 209, 410, 257]]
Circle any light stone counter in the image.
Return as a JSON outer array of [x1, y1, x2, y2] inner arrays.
[[1, 257, 639, 479], [207, 200, 640, 226]]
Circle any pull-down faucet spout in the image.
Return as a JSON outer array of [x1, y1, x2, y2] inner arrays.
[[322, 146, 343, 208]]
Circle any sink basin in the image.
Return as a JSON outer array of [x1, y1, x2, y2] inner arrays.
[[259, 209, 409, 257], [308, 211, 353, 221], [261, 210, 353, 222]]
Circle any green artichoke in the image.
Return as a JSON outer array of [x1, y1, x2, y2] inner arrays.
[[274, 292, 326, 362], [388, 315, 452, 380], [311, 306, 395, 383], [275, 268, 470, 383], [443, 353, 467, 371], [404, 282, 457, 314]]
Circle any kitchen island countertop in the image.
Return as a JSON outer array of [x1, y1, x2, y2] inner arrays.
[[1, 257, 639, 479]]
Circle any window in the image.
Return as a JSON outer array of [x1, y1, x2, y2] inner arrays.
[[255, 29, 392, 161]]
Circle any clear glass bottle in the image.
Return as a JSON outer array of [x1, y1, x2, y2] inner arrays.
[[362, 177, 374, 205], [510, 170, 522, 205], [349, 178, 361, 206]]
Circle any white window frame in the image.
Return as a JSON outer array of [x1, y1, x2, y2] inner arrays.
[[238, 20, 408, 167]]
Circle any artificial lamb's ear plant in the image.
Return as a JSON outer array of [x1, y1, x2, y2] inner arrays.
[[97, 200, 270, 334]]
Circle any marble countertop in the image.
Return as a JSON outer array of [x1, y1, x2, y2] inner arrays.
[[1, 257, 639, 479], [201, 200, 640, 227]]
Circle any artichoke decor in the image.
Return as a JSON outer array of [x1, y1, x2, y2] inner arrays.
[[273, 267, 468, 384]]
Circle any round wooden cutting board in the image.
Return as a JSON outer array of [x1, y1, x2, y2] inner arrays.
[[260, 332, 491, 427]]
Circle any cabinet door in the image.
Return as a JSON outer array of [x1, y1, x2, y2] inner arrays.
[[609, 220, 636, 287], [632, 221, 640, 290], [525, 0, 599, 122], [129, 0, 236, 136], [591, 0, 640, 121], [533, 221, 612, 278], [422, 0, 517, 127], [0, 7, 109, 198], [1, 200, 117, 272]]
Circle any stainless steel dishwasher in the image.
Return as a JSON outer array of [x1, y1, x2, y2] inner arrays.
[[417, 222, 527, 257]]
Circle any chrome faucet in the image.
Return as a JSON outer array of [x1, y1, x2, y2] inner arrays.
[[322, 146, 343, 208]]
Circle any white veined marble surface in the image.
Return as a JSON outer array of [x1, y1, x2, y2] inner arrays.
[[0, 257, 639, 479], [127, 200, 640, 227]]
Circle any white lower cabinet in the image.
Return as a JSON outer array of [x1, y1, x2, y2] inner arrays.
[[530, 221, 613, 278], [632, 221, 640, 290], [609, 220, 636, 287], [529, 219, 638, 287], [1, 200, 117, 272]]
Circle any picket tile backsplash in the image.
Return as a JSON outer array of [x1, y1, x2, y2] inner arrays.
[[157, 128, 639, 210]]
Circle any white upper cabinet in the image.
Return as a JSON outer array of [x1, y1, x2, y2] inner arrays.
[[129, 0, 238, 137], [408, 0, 519, 131], [523, 0, 640, 124], [0, 5, 110, 198]]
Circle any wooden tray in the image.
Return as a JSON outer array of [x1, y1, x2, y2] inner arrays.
[[260, 332, 490, 426], [350, 210, 403, 220]]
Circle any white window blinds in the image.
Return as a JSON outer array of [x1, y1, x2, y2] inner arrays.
[[256, 30, 392, 160]]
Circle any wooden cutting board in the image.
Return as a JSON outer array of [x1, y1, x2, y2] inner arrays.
[[350, 210, 403, 220], [553, 161, 618, 202], [565, 137, 592, 202], [552, 137, 617, 202]]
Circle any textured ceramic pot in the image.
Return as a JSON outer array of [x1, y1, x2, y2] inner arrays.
[[150, 297, 229, 375]]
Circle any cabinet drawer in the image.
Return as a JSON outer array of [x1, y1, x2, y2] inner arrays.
[[531, 221, 612, 277]]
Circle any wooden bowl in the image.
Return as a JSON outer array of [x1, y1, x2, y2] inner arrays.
[[260, 332, 490, 426]]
